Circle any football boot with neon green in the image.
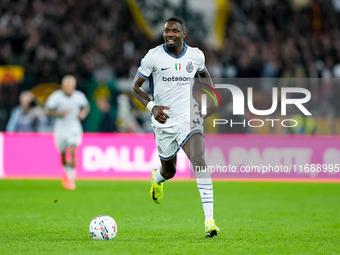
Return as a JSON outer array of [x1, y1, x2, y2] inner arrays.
[[150, 169, 163, 204], [205, 220, 220, 238]]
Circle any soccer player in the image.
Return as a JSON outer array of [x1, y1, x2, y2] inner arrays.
[[131, 17, 220, 237], [45, 75, 89, 190]]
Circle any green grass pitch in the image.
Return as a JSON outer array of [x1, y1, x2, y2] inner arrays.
[[0, 180, 340, 254]]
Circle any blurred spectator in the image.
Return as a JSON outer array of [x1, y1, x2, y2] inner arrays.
[[0, 0, 144, 80], [290, 115, 316, 134], [1, 0, 340, 134], [116, 93, 139, 133], [96, 97, 116, 132], [6, 90, 47, 132], [1, 0, 340, 83]]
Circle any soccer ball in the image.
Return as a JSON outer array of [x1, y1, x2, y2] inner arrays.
[[89, 215, 117, 240]]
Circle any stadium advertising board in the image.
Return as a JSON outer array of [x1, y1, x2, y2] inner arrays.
[[1, 133, 340, 181]]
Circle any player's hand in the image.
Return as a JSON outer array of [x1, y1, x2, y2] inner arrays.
[[199, 103, 217, 119], [78, 111, 87, 120], [152, 106, 170, 124], [57, 110, 68, 118]]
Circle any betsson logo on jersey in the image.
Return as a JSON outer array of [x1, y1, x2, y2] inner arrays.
[[162, 76, 191, 82]]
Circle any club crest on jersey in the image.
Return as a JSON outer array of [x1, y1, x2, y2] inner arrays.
[[175, 63, 181, 71], [186, 62, 193, 73]]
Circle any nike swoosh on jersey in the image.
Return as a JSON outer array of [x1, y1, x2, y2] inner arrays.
[[161, 67, 170, 71]]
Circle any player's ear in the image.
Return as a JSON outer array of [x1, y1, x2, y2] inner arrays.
[[182, 30, 187, 38]]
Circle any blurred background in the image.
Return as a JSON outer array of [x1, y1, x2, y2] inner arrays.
[[1, 0, 340, 135]]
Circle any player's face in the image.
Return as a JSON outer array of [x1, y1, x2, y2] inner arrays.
[[163, 21, 186, 50], [62, 78, 76, 96]]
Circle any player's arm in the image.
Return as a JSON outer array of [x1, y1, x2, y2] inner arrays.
[[131, 73, 170, 124], [78, 104, 90, 120], [44, 93, 68, 118], [197, 68, 217, 118], [45, 107, 68, 118]]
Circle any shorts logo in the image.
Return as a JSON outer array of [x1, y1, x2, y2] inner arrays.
[[186, 62, 193, 73], [175, 63, 181, 71]]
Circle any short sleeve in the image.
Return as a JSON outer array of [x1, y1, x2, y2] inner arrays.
[[45, 92, 58, 110], [78, 92, 89, 107], [137, 51, 154, 79], [197, 50, 206, 73]]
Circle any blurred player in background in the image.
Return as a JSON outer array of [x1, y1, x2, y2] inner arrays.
[[131, 17, 220, 237], [45, 75, 89, 190], [6, 90, 47, 132]]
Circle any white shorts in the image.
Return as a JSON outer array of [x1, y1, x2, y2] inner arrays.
[[152, 120, 204, 161], [54, 131, 82, 153]]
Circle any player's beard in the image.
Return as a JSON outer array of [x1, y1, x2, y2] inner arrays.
[[165, 39, 181, 51]]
